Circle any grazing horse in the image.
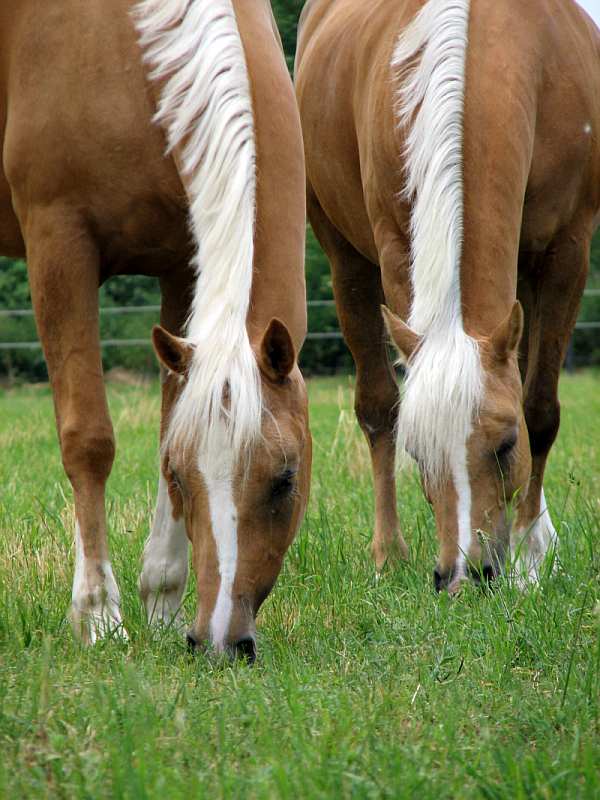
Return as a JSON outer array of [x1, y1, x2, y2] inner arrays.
[[296, 0, 600, 588], [0, 0, 311, 657]]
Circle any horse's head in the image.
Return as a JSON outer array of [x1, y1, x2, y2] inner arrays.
[[384, 302, 533, 591], [152, 318, 311, 661]]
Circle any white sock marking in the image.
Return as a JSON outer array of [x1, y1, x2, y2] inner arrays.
[[139, 473, 189, 626], [71, 522, 125, 644], [512, 487, 558, 584]]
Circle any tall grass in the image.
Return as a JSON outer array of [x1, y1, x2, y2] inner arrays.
[[0, 372, 598, 798]]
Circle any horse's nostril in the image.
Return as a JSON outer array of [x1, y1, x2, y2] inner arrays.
[[186, 632, 198, 652], [234, 637, 256, 664], [467, 562, 499, 589], [433, 568, 444, 592]]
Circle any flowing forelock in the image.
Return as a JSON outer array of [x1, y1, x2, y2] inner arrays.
[[391, 0, 483, 483], [133, 0, 262, 462]]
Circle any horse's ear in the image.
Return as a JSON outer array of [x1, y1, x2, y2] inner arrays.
[[381, 305, 420, 362], [259, 318, 296, 382], [491, 301, 524, 361], [152, 326, 194, 375]]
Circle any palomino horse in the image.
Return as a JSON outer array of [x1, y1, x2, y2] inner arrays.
[[0, 0, 311, 658], [296, 0, 600, 588]]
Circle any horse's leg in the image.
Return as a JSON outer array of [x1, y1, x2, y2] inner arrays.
[[514, 226, 590, 580], [308, 195, 408, 570], [138, 273, 191, 627], [26, 212, 123, 643], [139, 469, 188, 628]]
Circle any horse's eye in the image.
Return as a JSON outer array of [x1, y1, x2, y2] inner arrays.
[[270, 469, 296, 501], [170, 470, 183, 492], [494, 435, 517, 463]]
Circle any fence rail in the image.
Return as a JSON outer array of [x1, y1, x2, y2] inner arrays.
[[0, 300, 345, 349], [0, 300, 341, 319], [1, 293, 599, 350]]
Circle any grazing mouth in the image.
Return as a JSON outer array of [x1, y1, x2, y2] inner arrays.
[[186, 631, 257, 664], [434, 562, 501, 592]]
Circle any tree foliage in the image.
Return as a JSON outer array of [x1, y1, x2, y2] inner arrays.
[[271, 0, 306, 71]]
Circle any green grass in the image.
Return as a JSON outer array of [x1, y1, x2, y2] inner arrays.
[[0, 372, 599, 799]]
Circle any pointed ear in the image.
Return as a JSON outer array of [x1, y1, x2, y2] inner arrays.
[[259, 318, 296, 382], [491, 301, 524, 361], [381, 305, 420, 362], [151, 325, 194, 375]]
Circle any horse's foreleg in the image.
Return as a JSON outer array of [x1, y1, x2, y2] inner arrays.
[[356, 364, 409, 572], [139, 470, 188, 628], [514, 226, 591, 580], [309, 196, 409, 571], [138, 273, 191, 627], [26, 213, 124, 642]]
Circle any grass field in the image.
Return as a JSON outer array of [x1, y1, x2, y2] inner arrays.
[[0, 371, 599, 799]]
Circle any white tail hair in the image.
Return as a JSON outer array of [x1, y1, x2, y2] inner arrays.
[[391, 0, 482, 482], [133, 0, 261, 462]]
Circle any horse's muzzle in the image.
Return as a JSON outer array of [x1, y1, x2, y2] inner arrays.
[[186, 630, 257, 664], [232, 637, 256, 664], [434, 562, 500, 592]]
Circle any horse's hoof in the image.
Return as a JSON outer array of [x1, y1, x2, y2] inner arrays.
[[70, 604, 128, 645]]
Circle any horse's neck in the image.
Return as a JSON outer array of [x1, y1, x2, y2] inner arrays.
[[234, 1, 307, 350], [458, 142, 529, 340]]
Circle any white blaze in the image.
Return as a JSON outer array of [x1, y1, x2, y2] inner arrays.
[[205, 472, 238, 650], [199, 419, 238, 651], [450, 442, 472, 578]]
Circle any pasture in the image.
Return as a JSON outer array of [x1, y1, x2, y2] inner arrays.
[[0, 372, 599, 799]]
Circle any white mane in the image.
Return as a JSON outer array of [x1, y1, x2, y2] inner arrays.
[[133, 0, 261, 460], [391, 0, 482, 482]]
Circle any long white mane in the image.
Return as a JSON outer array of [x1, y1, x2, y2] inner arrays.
[[391, 0, 483, 482], [133, 0, 261, 461]]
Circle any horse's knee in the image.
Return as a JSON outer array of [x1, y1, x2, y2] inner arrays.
[[60, 423, 115, 486], [526, 399, 560, 457], [355, 391, 398, 446]]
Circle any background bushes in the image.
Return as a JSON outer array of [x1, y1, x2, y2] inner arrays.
[[0, 226, 348, 380]]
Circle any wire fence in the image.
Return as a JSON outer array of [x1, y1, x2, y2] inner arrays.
[[0, 300, 340, 350], [1, 293, 599, 351]]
